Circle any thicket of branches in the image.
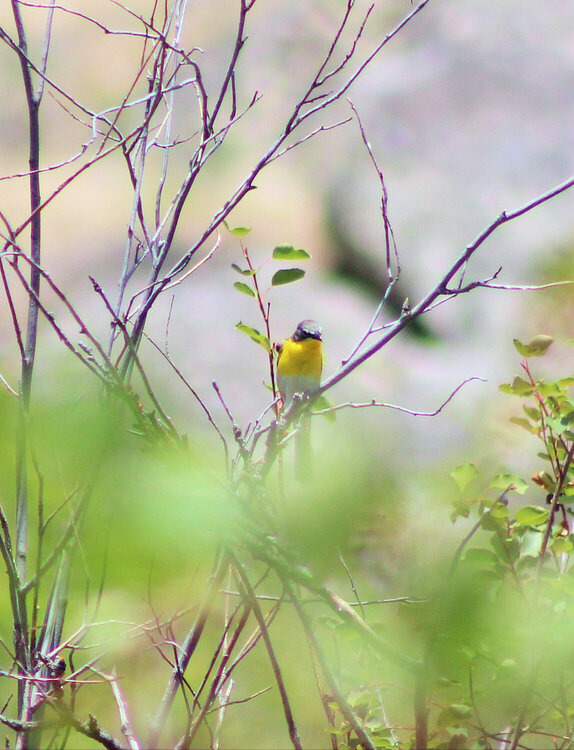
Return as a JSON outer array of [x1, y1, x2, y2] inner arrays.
[[1, 2, 574, 749]]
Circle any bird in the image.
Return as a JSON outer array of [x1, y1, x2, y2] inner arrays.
[[276, 320, 323, 479]]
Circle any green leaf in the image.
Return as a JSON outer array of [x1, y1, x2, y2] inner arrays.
[[271, 268, 305, 286], [532, 470, 556, 492], [225, 222, 251, 237], [231, 263, 256, 276], [437, 704, 472, 728], [272, 243, 311, 260], [545, 416, 570, 436], [450, 463, 478, 491], [509, 417, 538, 434], [557, 377, 574, 389], [346, 690, 373, 710], [523, 406, 541, 421], [499, 376, 534, 396], [513, 335, 554, 358], [461, 548, 499, 566], [235, 322, 271, 352], [491, 534, 519, 563], [515, 505, 549, 526], [552, 535, 574, 554], [520, 529, 543, 558], [490, 473, 528, 494], [364, 717, 385, 732], [233, 281, 256, 297], [561, 409, 574, 424], [537, 381, 562, 397], [489, 501, 510, 519]]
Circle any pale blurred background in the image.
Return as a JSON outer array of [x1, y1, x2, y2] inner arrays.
[[1, 0, 574, 476]]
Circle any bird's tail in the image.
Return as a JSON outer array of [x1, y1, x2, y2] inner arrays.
[[295, 414, 312, 481]]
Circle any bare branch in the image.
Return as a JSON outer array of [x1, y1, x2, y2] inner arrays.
[[321, 172, 574, 397], [230, 553, 302, 750], [90, 670, 141, 750], [317, 377, 486, 418]]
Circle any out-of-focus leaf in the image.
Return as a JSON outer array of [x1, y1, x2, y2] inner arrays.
[[233, 281, 256, 297], [231, 263, 256, 276], [513, 335, 553, 357], [223, 220, 251, 237], [271, 268, 305, 286], [235, 322, 271, 351], [272, 243, 311, 260], [509, 417, 538, 434], [490, 473, 528, 494], [499, 376, 534, 396], [520, 529, 543, 558], [552, 535, 574, 554], [531, 471, 556, 492], [437, 704, 472, 728], [450, 463, 478, 491]]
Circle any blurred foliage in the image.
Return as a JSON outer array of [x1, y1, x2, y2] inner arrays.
[[2, 340, 574, 749]]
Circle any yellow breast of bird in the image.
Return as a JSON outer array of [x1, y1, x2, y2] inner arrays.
[[277, 338, 322, 404]]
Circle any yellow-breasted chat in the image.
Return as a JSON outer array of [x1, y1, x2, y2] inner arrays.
[[276, 320, 323, 479]]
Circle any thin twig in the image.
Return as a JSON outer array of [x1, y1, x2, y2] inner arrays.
[[321, 172, 574, 397], [283, 578, 376, 750], [230, 553, 303, 750]]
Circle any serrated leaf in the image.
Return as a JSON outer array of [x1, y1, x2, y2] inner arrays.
[[490, 473, 528, 494], [515, 505, 549, 526], [557, 377, 574, 389], [233, 281, 256, 297], [513, 335, 553, 358], [450, 463, 478, 491], [231, 263, 256, 276], [272, 243, 311, 260], [271, 268, 305, 286], [235, 322, 271, 352]]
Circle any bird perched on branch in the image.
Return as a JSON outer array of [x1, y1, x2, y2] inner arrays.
[[276, 320, 323, 479]]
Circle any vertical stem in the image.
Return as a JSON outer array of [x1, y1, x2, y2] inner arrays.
[[231, 555, 302, 750], [414, 669, 429, 750], [12, 0, 42, 583], [11, 1, 44, 734]]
